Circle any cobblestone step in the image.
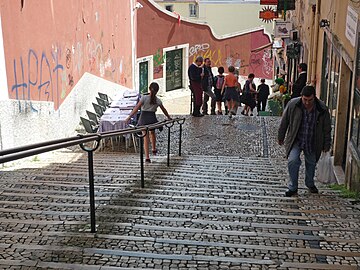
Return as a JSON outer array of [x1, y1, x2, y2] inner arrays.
[[1, 153, 360, 268]]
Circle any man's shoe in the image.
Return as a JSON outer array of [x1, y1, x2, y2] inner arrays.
[[285, 189, 298, 197], [210, 111, 216, 115], [203, 111, 209, 115], [193, 113, 204, 117], [308, 186, 319, 194]]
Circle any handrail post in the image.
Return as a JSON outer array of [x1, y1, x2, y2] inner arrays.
[[79, 137, 101, 233], [87, 150, 96, 233], [135, 128, 148, 188], [164, 121, 175, 167], [167, 126, 171, 167], [176, 118, 185, 157], [179, 123, 182, 157], [140, 135, 145, 188]]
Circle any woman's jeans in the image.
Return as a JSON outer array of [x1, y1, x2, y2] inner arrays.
[[288, 142, 317, 191]]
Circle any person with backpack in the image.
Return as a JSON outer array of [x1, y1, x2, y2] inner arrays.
[[214, 66, 225, 115], [222, 66, 240, 118]]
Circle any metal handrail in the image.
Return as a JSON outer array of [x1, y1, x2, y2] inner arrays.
[[0, 117, 186, 233]]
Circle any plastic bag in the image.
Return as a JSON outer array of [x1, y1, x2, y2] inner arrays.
[[317, 152, 336, 184]]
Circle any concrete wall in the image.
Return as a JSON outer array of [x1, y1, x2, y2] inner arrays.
[[0, 0, 133, 149]]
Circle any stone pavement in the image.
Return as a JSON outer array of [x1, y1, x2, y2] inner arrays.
[[0, 114, 360, 269]]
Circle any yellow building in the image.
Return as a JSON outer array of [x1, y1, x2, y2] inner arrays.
[[288, 0, 360, 192], [154, 0, 274, 36]]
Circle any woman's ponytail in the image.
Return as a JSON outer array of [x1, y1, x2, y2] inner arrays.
[[149, 82, 159, 105]]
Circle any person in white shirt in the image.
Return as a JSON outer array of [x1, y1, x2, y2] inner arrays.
[[126, 82, 171, 163]]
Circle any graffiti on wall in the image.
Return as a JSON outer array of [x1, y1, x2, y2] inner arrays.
[[153, 48, 165, 75], [249, 48, 273, 78], [11, 48, 64, 111], [10, 36, 127, 111], [86, 36, 126, 84], [189, 43, 242, 68], [189, 43, 223, 66]]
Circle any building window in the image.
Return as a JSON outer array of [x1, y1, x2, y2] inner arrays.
[[189, 4, 198, 17], [165, 5, 173, 12], [166, 49, 183, 91]]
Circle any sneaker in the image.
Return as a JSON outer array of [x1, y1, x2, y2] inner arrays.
[[308, 186, 319, 194], [285, 189, 298, 197]]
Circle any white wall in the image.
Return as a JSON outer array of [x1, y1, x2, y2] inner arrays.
[[0, 72, 132, 150]]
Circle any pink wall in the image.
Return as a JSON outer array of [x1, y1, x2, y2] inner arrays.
[[137, 1, 272, 80], [0, 0, 133, 110]]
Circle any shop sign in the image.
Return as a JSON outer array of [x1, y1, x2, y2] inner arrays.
[[274, 20, 292, 38], [259, 6, 278, 23], [346, 5, 358, 47]]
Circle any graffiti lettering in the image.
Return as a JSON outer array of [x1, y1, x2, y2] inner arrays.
[[262, 49, 272, 76], [10, 49, 64, 110], [249, 49, 273, 79], [189, 43, 210, 57], [191, 48, 222, 66]]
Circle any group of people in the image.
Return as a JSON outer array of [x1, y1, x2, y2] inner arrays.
[[188, 56, 270, 118], [127, 59, 332, 199]]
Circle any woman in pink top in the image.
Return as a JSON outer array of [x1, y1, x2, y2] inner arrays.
[[221, 66, 240, 118]]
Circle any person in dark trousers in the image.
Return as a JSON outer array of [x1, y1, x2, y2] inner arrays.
[[256, 78, 270, 113], [188, 56, 204, 117], [201, 58, 216, 115], [291, 63, 307, 99], [278, 85, 331, 197]]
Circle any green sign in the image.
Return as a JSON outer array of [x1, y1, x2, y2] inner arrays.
[[139, 61, 149, 94], [166, 49, 183, 91]]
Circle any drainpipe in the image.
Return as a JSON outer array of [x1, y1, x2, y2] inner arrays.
[[311, 1, 320, 86], [130, 0, 137, 89], [307, 4, 315, 83]]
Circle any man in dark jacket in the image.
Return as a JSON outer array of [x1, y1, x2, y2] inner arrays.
[[278, 85, 331, 197], [256, 78, 270, 113], [188, 56, 204, 117], [291, 63, 307, 99], [201, 58, 216, 115]]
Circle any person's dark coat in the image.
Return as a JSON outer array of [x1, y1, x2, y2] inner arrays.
[[291, 72, 307, 98], [257, 84, 270, 101], [278, 97, 331, 162], [201, 66, 214, 92]]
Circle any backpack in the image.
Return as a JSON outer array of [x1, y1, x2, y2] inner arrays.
[[215, 75, 224, 90]]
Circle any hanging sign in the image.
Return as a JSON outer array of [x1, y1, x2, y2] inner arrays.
[[275, 20, 292, 38], [259, 6, 278, 23]]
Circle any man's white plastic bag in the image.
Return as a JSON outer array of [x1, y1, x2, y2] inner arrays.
[[317, 152, 336, 184]]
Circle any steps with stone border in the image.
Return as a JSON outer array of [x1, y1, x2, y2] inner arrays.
[[0, 153, 359, 269]]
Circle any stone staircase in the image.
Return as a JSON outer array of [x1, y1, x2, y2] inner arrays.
[[0, 152, 359, 269]]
